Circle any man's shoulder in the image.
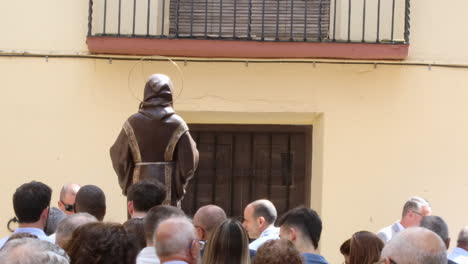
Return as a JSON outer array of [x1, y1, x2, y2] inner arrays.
[[137, 247, 160, 264], [376, 222, 400, 242], [0, 236, 9, 249], [248, 227, 280, 250], [448, 247, 468, 263], [302, 253, 329, 264]]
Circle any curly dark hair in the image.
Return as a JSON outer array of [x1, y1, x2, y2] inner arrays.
[[64, 222, 138, 264], [253, 239, 302, 264]]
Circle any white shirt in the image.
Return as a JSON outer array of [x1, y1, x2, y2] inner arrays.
[[449, 247, 468, 264], [248, 225, 280, 250], [376, 220, 404, 243], [137, 246, 160, 264], [48, 233, 56, 243]]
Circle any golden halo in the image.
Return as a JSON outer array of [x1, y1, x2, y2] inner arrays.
[[127, 55, 185, 103]]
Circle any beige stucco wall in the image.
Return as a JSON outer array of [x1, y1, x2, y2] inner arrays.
[[1, 0, 468, 263]]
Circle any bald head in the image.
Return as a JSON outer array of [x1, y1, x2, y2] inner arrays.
[[250, 199, 277, 224], [193, 205, 227, 240], [456, 226, 468, 250], [243, 199, 278, 239], [58, 184, 80, 216], [381, 227, 447, 264], [60, 184, 81, 200], [155, 217, 198, 263]]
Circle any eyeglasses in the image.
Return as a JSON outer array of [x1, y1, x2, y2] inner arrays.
[[60, 200, 74, 212], [411, 210, 423, 216]]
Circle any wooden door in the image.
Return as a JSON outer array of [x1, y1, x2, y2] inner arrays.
[[182, 124, 312, 220]]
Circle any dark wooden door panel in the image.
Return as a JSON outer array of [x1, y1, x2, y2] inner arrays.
[[182, 125, 311, 221]]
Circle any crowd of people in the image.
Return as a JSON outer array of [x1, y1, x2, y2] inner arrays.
[[0, 180, 466, 264]]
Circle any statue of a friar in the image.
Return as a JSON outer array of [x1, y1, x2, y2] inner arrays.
[[110, 74, 198, 207]]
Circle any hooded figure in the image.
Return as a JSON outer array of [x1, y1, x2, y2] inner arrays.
[[110, 74, 198, 206]]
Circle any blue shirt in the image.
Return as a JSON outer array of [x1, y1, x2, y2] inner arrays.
[[0, 227, 53, 249], [302, 253, 329, 264], [449, 247, 468, 264], [249, 225, 280, 250]]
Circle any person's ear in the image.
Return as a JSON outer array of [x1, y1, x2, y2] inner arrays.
[[446, 238, 451, 249], [127, 201, 134, 216], [196, 227, 206, 240], [289, 227, 298, 241], [257, 216, 265, 227], [41, 207, 49, 220], [382, 257, 391, 264]]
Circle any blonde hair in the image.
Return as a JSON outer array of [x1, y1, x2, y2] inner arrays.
[[202, 219, 250, 264]]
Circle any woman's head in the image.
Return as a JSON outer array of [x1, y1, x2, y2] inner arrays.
[[349, 231, 384, 264], [124, 218, 146, 253], [340, 238, 351, 264], [202, 218, 250, 264], [253, 239, 302, 264], [64, 222, 138, 264]]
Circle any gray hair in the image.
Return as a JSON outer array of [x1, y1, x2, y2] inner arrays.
[[402, 196, 430, 217], [45, 207, 67, 236], [457, 226, 468, 247], [155, 217, 197, 258], [250, 199, 277, 224], [381, 227, 447, 264], [420, 216, 449, 244], [55, 213, 97, 248], [0, 238, 70, 264]]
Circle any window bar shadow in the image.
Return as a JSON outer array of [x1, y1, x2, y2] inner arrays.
[[190, 0, 194, 37], [118, 0, 122, 35], [290, 0, 294, 41], [303, 0, 307, 41], [248, 0, 253, 40], [347, 0, 351, 42], [147, 0, 151, 36], [161, 0, 166, 37], [318, 0, 323, 41], [404, 0, 410, 43], [362, 0, 366, 42], [261, 0, 266, 40], [332, 0, 337, 42], [391, 0, 396, 42], [219, 0, 223, 38], [87, 0, 94, 37], [103, 0, 107, 35], [132, 0, 137, 36], [205, 0, 208, 38], [275, 0, 280, 41], [376, 0, 381, 43], [233, 0, 238, 38]]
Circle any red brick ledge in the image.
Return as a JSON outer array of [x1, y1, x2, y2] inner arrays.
[[87, 36, 408, 60]]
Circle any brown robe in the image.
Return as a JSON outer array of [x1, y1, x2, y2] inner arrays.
[[110, 74, 198, 206]]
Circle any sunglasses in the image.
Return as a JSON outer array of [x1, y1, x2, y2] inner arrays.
[[60, 200, 74, 212]]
